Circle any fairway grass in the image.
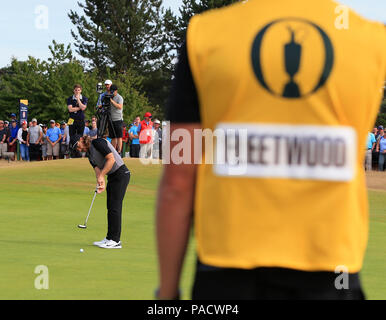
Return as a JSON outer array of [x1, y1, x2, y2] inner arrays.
[[0, 159, 385, 299], [0, 158, 195, 300]]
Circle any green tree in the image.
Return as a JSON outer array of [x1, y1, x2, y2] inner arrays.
[[0, 41, 151, 124], [68, 0, 174, 113], [105, 70, 155, 124], [376, 97, 386, 127], [0, 57, 57, 122], [69, 0, 169, 74]]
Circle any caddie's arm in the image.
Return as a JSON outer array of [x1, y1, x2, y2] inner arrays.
[[156, 123, 198, 300]]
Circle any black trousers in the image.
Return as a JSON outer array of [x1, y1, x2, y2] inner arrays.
[[29, 143, 41, 161], [130, 144, 140, 158], [106, 165, 131, 242], [108, 120, 123, 138], [69, 120, 85, 142], [192, 260, 364, 300], [69, 120, 85, 158]]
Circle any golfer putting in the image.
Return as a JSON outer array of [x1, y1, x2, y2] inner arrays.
[[72, 135, 131, 249]]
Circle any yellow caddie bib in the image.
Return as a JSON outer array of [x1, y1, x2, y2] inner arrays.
[[187, 0, 386, 272]]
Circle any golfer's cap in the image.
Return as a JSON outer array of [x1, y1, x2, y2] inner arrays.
[[32, 118, 37, 122], [50, 120, 55, 124], [104, 79, 112, 85], [10, 113, 16, 117], [144, 112, 152, 118], [61, 121, 66, 125], [11, 119, 16, 123], [21, 120, 27, 125], [154, 119, 161, 124], [4, 121, 9, 125], [110, 84, 118, 92], [378, 125, 384, 130]]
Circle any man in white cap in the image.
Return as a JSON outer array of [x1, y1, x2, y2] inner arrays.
[[105, 79, 112, 88], [96, 80, 113, 110], [28, 118, 43, 161]]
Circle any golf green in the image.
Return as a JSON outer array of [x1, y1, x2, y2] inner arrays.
[[0, 159, 385, 299], [0, 158, 195, 300]]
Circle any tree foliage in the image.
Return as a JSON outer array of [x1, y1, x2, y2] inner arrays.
[[68, 0, 239, 113], [0, 41, 150, 125], [376, 98, 386, 127], [69, 0, 175, 110]]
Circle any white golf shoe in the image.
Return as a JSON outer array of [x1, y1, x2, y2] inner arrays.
[[93, 238, 108, 247], [98, 239, 122, 249]]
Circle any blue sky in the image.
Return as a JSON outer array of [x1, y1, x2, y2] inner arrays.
[[0, 0, 384, 68]]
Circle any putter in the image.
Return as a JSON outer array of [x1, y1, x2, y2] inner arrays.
[[78, 187, 98, 229]]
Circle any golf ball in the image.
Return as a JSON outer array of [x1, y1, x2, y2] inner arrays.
[[80, 249, 84, 253]]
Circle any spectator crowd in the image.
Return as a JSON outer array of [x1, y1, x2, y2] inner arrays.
[[0, 80, 163, 163], [1, 109, 386, 171], [0, 114, 163, 162], [366, 125, 386, 171]]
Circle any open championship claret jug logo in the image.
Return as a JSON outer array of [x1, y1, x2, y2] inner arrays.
[[251, 18, 334, 98]]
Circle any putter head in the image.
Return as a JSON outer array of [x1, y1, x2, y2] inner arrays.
[[78, 224, 87, 229]]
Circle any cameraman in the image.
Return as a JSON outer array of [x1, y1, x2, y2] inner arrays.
[[67, 84, 88, 146], [96, 80, 113, 109], [108, 84, 124, 154]]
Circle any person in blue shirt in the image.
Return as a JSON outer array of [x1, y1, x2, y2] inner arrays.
[[83, 120, 90, 136], [365, 131, 376, 170], [46, 120, 62, 160], [59, 121, 70, 159], [7, 120, 19, 160], [9, 113, 17, 124], [376, 130, 386, 171], [129, 116, 141, 158]]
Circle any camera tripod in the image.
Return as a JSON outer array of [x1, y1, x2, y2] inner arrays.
[[97, 107, 117, 139]]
